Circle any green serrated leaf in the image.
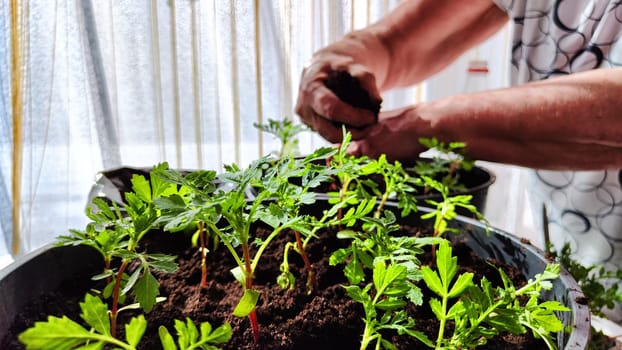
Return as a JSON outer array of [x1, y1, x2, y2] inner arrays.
[[376, 298, 406, 311], [437, 240, 457, 288], [175, 318, 198, 348], [421, 266, 443, 297], [134, 269, 159, 313], [159, 325, 178, 350], [232, 289, 260, 317], [123, 267, 143, 296], [329, 248, 350, 266], [131, 175, 152, 202], [344, 285, 367, 304], [203, 322, 232, 344], [80, 294, 111, 336], [125, 315, 147, 347], [446, 300, 466, 320], [18, 315, 98, 350], [447, 272, 474, 298], [429, 298, 443, 321]]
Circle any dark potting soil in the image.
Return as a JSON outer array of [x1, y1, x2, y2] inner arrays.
[[2, 224, 545, 350], [324, 70, 382, 117]]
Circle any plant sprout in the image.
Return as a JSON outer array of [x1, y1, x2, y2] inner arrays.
[[254, 118, 309, 159]]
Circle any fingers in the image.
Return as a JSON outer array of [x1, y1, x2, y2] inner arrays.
[[308, 83, 378, 127], [346, 108, 428, 162], [296, 103, 371, 143], [295, 57, 380, 143]]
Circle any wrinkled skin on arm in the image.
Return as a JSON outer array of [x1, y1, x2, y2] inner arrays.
[[296, 0, 622, 170], [295, 0, 506, 143], [351, 68, 622, 170]]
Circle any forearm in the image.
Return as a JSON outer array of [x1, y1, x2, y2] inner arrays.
[[418, 68, 622, 169], [312, 1, 507, 92], [365, 0, 507, 90]]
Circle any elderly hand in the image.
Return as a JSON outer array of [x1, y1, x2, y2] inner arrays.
[[348, 106, 430, 162], [295, 48, 382, 144]]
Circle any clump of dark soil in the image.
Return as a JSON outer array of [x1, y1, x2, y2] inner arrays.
[[324, 70, 382, 117], [1, 221, 546, 350]]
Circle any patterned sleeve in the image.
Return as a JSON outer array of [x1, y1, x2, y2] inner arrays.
[[492, 0, 513, 14]]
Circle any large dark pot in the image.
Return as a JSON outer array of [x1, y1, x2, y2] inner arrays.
[[87, 166, 234, 207], [242, 157, 496, 216], [410, 161, 495, 215], [0, 244, 102, 343], [0, 203, 589, 349], [397, 204, 590, 350], [88, 161, 495, 216]]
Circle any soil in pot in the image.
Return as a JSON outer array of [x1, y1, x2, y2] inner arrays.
[[2, 222, 550, 350]]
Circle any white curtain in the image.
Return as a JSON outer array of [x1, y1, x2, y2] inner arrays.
[[1, 1, 529, 263]]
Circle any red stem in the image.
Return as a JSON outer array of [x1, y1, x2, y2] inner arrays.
[[110, 260, 128, 339], [242, 243, 260, 343], [294, 230, 315, 292], [249, 309, 260, 343]]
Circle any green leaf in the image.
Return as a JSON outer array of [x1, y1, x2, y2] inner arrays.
[[344, 258, 365, 285], [125, 315, 147, 347], [446, 300, 465, 319], [486, 308, 523, 334], [79, 294, 110, 336], [344, 285, 367, 304], [447, 272, 474, 298], [230, 266, 245, 287], [123, 267, 143, 296], [372, 259, 387, 290], [134, 269, 160, 313], [421, 266, 443, 297], [159, 326, 178, 350], [232, 289, 260, 317], [18, 315, 100, 350], [376, 298, 406, 311], [401, 328, 435, 347], [131, 175, 152, 202], [148, 254, 179, 273], [202, 322, 233, 344], [429, 298, 443, 320], [436, 240, 457, 288], [329, 248, 350, 266], [175, 318, 198, 348]]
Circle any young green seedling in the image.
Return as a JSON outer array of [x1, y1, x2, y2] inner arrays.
[[151, 166, 219, 288], [357, 154, 419, 219], [412, 137, 474, 194], [159, 317, 232, 350], [258, 147, 337, 292], [330, 208, 441, 287], [328, 131, 375, 224], [344, 259, 432, 350], [192, 156, 311, 343], [550, 242, 622, 318], [56, 167, 180, 339], [420, 240, 568, 349], [253, 118, 309, 159], [103, 166, 181, 337], [420, 239, 475, 348], [56, 197, 129, 285], [419, 175, 485, 237], [19, 293, 231, 350], [417, 175, 486, 261]]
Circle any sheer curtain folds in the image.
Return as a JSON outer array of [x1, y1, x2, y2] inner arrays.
[[2, 1, 521, 260], [2, 0, 414, 256]]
